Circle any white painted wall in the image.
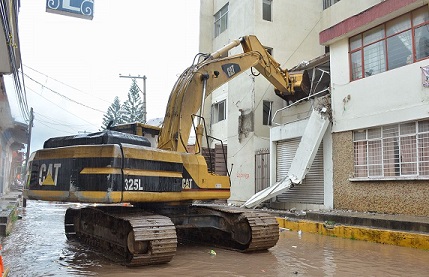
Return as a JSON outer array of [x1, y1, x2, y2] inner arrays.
[[320, 0, 383, 39], [330, 38, 429, 133]]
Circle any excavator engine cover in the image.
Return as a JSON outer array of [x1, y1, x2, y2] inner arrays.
[[43, 130, 151, 148]]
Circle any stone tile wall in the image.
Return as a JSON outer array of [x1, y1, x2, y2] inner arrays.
[[333, 131, 429, 216]]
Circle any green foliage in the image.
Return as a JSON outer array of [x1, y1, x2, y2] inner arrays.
[[101, 79, 145, 129], [122, 79, 145, 123], [101, 96, 124, 130]]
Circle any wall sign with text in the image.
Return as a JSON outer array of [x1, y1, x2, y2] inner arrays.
[[46, 0, 94, 20]]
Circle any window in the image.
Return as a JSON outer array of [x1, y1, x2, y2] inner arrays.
[[263, 0, 272, 21], [263, 100, 272, 126], [350, 6, 429, 81], [323, 0, 341, 10], [214, 4, 228, 37], [211, 100, 226, 124], [353, 120, 429, 179]]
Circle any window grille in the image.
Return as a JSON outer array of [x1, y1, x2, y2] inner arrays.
[[353, 120, 429, 178], [349, 6, 429, 81]]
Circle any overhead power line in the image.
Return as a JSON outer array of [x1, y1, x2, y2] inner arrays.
[[23, 64, 111, 105], [25, 85, 100, 128], [23, 72, 105, 114]]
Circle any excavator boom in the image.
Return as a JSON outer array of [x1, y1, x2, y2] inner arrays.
[[158, 35, 309, 152]]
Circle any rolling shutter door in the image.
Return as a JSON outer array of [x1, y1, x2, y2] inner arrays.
[[276, 138, 324, 204]]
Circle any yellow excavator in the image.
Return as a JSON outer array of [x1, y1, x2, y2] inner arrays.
[[24, 35, 310, 266]]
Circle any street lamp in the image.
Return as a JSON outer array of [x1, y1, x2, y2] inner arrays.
[[119, 74, 147, 123]]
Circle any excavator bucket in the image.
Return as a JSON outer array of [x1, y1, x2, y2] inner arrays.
[[275, 69, 311, 102], [291, 69, 311, 95]]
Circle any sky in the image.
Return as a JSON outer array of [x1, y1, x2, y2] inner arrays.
[[4, 0, 201, 153]]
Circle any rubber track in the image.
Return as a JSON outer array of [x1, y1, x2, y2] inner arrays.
[[192, 204, 279, 252], [65, 207, 177, 266]]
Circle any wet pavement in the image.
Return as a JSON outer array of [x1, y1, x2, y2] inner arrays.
[[2, 200, 429, 277]]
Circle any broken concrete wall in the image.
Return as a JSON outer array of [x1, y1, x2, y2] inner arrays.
[[238, 109, 254, 142]]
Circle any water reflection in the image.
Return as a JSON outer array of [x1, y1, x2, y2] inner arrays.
[[3, 201, 429, 277]]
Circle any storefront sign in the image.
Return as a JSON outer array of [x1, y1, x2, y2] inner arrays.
[[46, 0, 94, 20]]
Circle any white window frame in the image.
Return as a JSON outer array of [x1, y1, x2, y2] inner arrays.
[[214, 4, 229, 38], [211, 100, 226, 124], [352, 120, 429, 181], [263, 0, 272, 22]]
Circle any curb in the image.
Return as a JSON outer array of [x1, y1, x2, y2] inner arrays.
[[276, 217, 429, 250], [0, 206, 18, 237]]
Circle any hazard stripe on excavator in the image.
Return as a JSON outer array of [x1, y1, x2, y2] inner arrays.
[[79, 168, 182, 178], [122, 190, 230, 202], [25, 190, 230, 203], [79, 168, 122, 174]]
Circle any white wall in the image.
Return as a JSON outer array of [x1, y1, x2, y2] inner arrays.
[[320, 0, 383, 38], [330, 39, 429, 133]]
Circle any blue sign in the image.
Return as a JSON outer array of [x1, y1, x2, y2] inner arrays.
[[46, 0, 94, 20]]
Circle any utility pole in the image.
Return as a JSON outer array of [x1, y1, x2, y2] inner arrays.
[[23, 107, 33, 207], [119, 74, 147, 123], [25, 107, 33, 169]]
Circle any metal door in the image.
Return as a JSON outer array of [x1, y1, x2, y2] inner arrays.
[[276, 138, 324, 204], [255, 149, 270, 192]]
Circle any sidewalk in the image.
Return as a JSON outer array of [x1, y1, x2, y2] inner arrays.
[[0, 189, 22, 237], [273, 209, 429, 251]]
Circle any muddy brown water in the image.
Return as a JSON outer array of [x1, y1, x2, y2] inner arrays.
[[2, 201, 429, 276]]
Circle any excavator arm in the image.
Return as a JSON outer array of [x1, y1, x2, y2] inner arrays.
[[158, 35, 309, 153]]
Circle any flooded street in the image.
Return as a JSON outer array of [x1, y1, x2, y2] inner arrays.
[[2, 201, 429, 277]]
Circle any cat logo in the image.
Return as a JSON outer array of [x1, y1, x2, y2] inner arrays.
[[221, 63, 241, 78], [182, 178, 193, 189], [39, 163, 61, 186]]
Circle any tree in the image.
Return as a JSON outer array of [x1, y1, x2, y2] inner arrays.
[[101, 96, 124, 129], [122, 79, 144, 123]]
